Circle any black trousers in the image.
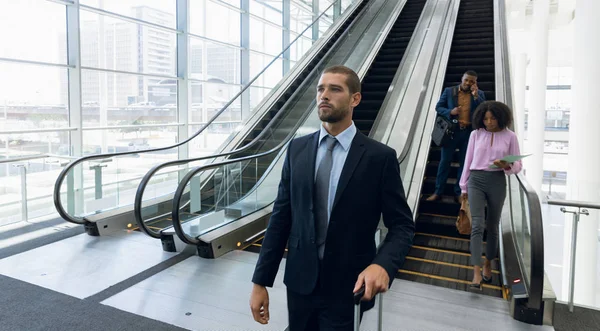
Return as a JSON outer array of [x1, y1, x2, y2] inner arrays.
[[286, 271, 364, 331]]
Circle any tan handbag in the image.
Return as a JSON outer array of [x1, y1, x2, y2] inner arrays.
[[456, 198, 472, 235]]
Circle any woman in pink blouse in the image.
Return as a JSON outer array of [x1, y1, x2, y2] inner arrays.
[[459, 101, 522, 290]]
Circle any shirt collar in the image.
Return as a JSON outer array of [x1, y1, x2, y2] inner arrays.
[[318, 121, 357, 152]]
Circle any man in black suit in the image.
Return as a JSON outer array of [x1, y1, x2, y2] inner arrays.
[[249, 65, 414, 330]]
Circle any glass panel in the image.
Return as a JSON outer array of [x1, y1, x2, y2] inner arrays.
[[250, 0, 283, 25], [289, 32, 314, 62], [342, 0, 354, 12], [318, 2, 335, 38], [80, 0, 177, 28], [81, 70, 178, 127], [250, 17, 284, 56], [542, 179, 600, 307], [290, 2, 313, 35], [79, 11, 177, 76], [58, 137, 179, 218], [176, 152, 282, 240], [82, 127, 178, 156], [0, 63, 69, 131], [249, 54, 283, 89], [0, 0, 67, 64], [189, 38, 241, 84], [0, 132, 68, 226], [190, 1, 240, 45], [508, 176, 532, 287], [0, 131, 70, 160]]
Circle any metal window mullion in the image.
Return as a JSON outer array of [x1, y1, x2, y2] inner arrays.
[[333, 0, 341, 20], [241, 0, 251, 121], [283, 0, 291, 74], [188, 33, 244, 50], [177, 0, 190, 163], [66, 0, 83, 216], [312, 0, 319, 42]]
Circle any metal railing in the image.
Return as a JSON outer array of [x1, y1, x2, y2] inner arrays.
[[53, 0, 352, 225], [1, 154, 74, 224], [547, 199, 600, 312]]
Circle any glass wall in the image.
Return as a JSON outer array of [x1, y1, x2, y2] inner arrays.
[[0, 0, 355, 225]]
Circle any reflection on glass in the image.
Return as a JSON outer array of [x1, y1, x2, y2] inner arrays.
[[0, 64, 68, 131], [79, 11, 177, 76], [81, 71, 178, 127], [80, 0, 177, 28], [177, 153, 282, 239]]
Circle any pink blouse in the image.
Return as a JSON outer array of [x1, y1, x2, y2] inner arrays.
[[459, 128, 522, 194]]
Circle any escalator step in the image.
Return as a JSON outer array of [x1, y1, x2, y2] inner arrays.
[[396, 271, 503, 297], [418, 195, 460, 217]]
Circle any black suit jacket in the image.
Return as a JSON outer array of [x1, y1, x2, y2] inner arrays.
[[252, 130, 414, 307]]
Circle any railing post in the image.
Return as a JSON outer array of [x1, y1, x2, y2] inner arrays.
[[14, 164, 28, 222], [89, 164, 106, 200], [559, 206, 590, 312]]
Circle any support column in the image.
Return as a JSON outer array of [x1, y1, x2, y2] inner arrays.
[[66, 0, 84, 215], [241, 0, 251, 120], [512, 53, 527, 149], [312, 0, 320, 42], [282, 0, 291, 74], [524, 0, 550, 197], [176, 0, 190, 165], [98, 0, 108, 153], [563, 0, 600, 308]]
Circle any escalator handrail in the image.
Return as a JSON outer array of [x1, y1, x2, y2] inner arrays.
[[133, 0, 374, 238], [169, 0, 404, 245], [495, 0, 544, 310], [170, 106, 305, 245], [53, 0, 347, 225]]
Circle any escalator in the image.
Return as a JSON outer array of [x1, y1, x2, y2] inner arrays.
[[213, 0, 428, 210], [395, 0, 503, 297], [171, 0, 549, 324], [243, 0, 427, 253], [136, 0, 372, 232], [53, 0, 370, 237]]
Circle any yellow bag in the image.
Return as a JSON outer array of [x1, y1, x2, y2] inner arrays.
[[456, 198, 472, 235]]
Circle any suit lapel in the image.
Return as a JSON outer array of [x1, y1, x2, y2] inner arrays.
[[332, 132, 366, 211]]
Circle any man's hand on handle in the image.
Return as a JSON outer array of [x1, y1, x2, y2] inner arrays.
[[353, 264, 389, 301], [250, 284, 270, 324]]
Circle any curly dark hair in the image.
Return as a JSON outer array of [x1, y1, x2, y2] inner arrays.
[[472, 101, 513, 130]]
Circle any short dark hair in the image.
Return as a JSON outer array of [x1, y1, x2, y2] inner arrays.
[[464, 70, 478, 77], [323, 65, 361, 94], [473, 101, 513, 130]]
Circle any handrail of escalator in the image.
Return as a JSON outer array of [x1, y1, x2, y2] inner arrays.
[[134, 86, 306, 238], [170, 113, 302, 245], [495, 0, 544, 310], [133, 1, 374, 238], [53, 0, 352, 225]]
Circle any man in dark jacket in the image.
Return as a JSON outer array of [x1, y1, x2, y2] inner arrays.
[[249, 65, 414, 330], [427, 70, 486, 203]]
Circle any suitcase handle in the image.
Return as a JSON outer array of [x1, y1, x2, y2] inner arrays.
[[353, 285, 365, 305], [353, 285, 383, 331]]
